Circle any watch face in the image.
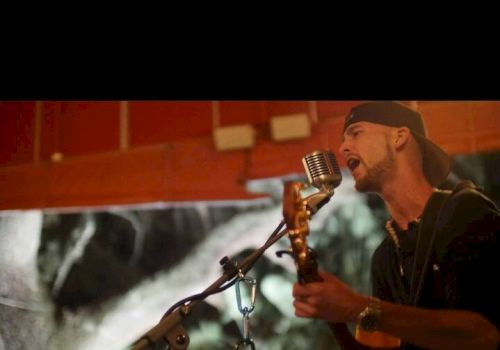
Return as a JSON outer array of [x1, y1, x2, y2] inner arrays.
[[360, 312, 379, 332], [358, 297, 382, 332]]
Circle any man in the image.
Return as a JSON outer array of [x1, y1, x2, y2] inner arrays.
[[292, 102, 499, 350]]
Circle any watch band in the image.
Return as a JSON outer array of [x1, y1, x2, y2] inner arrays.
[[357, 296, 382, 332]]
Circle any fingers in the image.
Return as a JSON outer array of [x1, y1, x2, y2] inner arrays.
[[292, 272, 362, 323], [317, 269, 339, 282], [293, 299, 318, 318], [292, 281, 323, 299], [293, 282, 323, 318], [292, 283, 307, 298]]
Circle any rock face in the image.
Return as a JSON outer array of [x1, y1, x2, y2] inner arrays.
[[0, 210, 52, 350], [38, 205, 249, 312]]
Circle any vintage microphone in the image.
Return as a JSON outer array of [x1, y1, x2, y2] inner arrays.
[[301, 150, 342, 214]]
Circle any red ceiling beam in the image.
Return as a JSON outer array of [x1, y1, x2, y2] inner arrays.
[[1, 101, 500, 210]]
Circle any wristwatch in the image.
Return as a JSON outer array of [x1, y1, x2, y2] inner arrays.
[[357, 296, 382, 332]]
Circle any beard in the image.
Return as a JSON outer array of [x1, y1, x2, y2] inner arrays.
[[355, 140, 395, 193]]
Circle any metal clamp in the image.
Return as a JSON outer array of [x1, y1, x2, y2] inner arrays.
[[234, 306, 256, 350], [235, 271, 257, 315], [235, 336, 256, 350], [234, 270, 257, 349]]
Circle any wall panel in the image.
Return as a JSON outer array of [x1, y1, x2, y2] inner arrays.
[[0, 102, 36, 165], [129, 102, 212, 145]]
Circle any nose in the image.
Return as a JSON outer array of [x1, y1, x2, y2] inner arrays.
[[338, 139, 350, 159]]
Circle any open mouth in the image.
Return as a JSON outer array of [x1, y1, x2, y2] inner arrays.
[[347, 158, 360, 172]]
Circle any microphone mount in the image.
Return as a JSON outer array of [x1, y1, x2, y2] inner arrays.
[[303, 184, 335, 215]]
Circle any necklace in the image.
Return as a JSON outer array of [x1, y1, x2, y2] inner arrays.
[[385, 219, 404, 277], [385, 217, 422, 277]]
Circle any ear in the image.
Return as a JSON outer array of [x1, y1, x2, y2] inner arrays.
[[394, 127, 410, 150]]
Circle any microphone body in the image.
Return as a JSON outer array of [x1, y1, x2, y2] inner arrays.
[[301, 150, 342, 214], [302, 150, 342, 190]]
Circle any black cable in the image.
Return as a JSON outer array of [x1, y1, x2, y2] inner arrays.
[[161, 278, 238, 319], [161, 220, 287, 319], [266, 220, 285, 243]]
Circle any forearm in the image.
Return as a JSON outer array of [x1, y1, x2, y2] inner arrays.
[[376, 300, 499, 350]]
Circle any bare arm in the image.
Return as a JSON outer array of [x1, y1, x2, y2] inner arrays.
[[376, 298, 499, 350]]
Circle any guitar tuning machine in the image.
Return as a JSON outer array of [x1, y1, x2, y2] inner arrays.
[[275, 248, 293, 259]]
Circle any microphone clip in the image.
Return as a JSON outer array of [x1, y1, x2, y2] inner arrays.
[[304, 184, 335, 215]]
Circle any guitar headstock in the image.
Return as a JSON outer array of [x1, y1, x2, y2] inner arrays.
[[282, 181, 322, 284]]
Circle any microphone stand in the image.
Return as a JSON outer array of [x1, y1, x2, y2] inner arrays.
[[130, 221, 288, 350]]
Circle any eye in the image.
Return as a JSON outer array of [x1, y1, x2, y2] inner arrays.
[[345, 127, 362, 140]]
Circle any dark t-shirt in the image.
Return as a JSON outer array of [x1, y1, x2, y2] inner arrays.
[[371, 189, 500, 349]]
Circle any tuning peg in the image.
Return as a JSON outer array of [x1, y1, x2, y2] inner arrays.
[[275, 249, 293, 258]]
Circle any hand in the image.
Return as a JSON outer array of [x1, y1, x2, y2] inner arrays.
[[292, 270, 367, 323]]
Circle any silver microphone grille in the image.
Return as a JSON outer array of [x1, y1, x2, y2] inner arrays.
[[302, 150, 342, 189]]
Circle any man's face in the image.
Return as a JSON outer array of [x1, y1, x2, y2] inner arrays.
[[338, 121, 396, 193]]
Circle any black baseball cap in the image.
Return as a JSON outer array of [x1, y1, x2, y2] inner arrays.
[[343, 101, 451, 187]]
